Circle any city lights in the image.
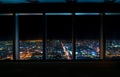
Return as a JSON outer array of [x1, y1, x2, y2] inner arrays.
[[19, 40, 43, 60]]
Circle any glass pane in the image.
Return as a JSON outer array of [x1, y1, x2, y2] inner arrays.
[[105, 13, 120, 60], [75, 13, 101, 60], [46, 13, 73, 60], [0, 14, 14, 60], [18, 13, 44, 60]]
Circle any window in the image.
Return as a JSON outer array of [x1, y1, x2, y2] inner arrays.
[[75, 13, 101, 60], [105, 13, 120, 60], [45, 13, 73, 60], [1, 12, 119, 61], [18, 13, 44, 60], [0, 13, 14, 60]]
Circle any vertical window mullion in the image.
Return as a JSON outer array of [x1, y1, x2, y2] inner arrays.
[[44, 13, 47, 60], [100, 13, 105, 60], [72, 13, 76, 61], [15, 13, 19, 60]]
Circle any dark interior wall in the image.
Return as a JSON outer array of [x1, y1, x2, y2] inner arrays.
[[0, 61, 120, 77]]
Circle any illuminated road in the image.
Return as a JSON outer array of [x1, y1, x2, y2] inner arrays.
[[61, 42, 71, 60], [0, 54, 13, 60], [20, 51, 32, 60]]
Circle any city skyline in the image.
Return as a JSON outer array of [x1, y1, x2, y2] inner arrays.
[[0, 13, 120, 60]]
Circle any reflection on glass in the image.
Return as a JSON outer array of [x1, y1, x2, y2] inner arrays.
[[106, 40, 120, 59], [46, 40, 72, 60], [19, 40, 43, 60], [76, 40, 100, 60], [75, 13, 100, 15], [105, 13, 120, 15], [0, 41, 13, 60], [45, 13, 72, 15]]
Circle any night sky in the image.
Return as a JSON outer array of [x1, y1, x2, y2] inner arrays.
[[19, 15, 44, 40], [0, 15, 14, 40], [75, 15, 101, 39], [1, 13, 120, 40], [46, 15, 72, 40], [104, 15, 120, 39]]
